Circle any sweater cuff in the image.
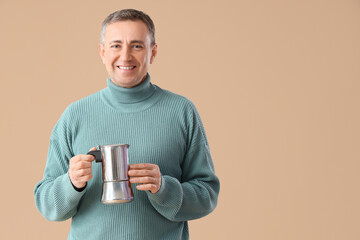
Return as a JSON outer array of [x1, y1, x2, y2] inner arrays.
[[146, 175, 180, 203], [70, 180, 87, 192], [60, 173, 87, 200], [153, 175, 166, 195]]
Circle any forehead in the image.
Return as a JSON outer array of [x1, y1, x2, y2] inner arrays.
[[104, 20, 151, 43]]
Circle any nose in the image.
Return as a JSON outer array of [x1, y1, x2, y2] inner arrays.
[[120, 45, 132, 61]]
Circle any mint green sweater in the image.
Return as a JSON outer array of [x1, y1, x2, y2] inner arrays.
[[34, 74, 220, 240]]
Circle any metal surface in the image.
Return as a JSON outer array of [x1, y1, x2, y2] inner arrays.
[[98, 144, 133, 204], [100, 144, 130, 181], [101, 181, 133, 204]]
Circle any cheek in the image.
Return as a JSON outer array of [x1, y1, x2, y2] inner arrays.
[[142, 54, 151, 66], [104, 58, 112, 67], [105, 52, 117, 63]]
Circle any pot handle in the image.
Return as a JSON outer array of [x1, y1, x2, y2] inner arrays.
[[87, 150, 102, 162]]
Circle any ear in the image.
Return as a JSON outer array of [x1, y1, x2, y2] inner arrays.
[[150, 43, 157, 64], [99, 43, 105, 64]]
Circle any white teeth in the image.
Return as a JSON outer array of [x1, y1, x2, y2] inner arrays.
[[118, 66, 135, 70]]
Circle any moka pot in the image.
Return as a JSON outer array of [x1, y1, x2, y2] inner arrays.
[[88, 144, 133, 204]]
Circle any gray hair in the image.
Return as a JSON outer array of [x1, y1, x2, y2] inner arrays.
[[101, 9, 155, 46]]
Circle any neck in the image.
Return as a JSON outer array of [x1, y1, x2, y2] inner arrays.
[[111, 74, 147, 89], [100, 73, 164, 112], [107, 73, 154, 103]]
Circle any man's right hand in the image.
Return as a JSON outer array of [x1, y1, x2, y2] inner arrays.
[[69, 147, 97, 189]]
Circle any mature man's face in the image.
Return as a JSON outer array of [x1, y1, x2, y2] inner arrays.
[[99, 20, 157, 88]]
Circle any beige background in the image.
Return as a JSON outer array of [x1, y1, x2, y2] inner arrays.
[[1, 0, 359, 239]]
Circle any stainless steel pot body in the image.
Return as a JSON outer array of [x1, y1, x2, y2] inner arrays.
[[88, 144, 133, 204], [101, 144, 130, 182]]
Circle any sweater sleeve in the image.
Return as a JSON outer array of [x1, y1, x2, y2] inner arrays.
[[34, 110, 85, 221], [146, 103, 220, 222]]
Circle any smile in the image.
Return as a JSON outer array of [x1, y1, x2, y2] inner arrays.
[[117, 66, 136, 70]]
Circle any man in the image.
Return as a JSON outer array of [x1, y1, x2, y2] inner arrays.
[[34, 9, 220, 240]]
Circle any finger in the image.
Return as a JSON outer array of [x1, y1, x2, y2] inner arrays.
[[129, 176, 158, 184], [75, 168, 92, 177], [70, 161, 92, 172], [89, 147, 97, 151], [128, 169, 154, 177], [78, 174, 93, 182], [70, 156, 95, 164], [129, 163, 157, 170], [77, 160, 92, 169], [78, 154, 96, 162], [136, 183, 158, 193]]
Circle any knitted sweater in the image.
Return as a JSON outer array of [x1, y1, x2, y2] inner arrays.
[[34, 74, 220, 240]]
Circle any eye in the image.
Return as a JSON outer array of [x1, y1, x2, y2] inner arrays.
[[133, 45, 143, 49], [111, 44, 120, 49]]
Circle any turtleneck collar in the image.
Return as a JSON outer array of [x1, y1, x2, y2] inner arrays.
[[106, 73, 155, 104], [100, 73, 164, 112]]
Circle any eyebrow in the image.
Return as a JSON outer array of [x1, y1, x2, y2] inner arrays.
[[109, 40, 145, 45]]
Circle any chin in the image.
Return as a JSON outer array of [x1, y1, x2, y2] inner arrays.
[[113, 79, 138, 88]]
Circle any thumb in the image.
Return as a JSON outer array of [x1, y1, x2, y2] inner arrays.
[[87, 147, 98, 162]]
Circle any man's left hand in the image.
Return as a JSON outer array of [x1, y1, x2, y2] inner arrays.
[[128, 163, 162, 193]]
